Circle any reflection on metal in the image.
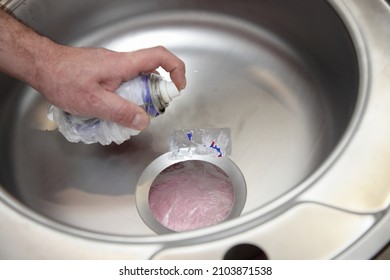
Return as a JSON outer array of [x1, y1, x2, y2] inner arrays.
[[0, 0, 25, 11], [0, 0, 388, 259]]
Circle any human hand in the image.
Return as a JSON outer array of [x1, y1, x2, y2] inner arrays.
[[0, 10, 185, 130], [32, 44, 186, 130]]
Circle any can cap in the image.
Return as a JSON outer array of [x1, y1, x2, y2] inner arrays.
[[159, 80, 181, 103]]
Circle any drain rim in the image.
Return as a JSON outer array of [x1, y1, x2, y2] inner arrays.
[[135, 152, 247, 234]]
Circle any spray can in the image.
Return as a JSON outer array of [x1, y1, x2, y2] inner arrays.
[[48, 73, 181, 145]]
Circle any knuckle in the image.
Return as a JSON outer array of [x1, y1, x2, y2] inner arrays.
[[77, 92, 105, 117], [155, 45, 168, 53], [177, 59, 186, 71], [86, 92, 103, 109]]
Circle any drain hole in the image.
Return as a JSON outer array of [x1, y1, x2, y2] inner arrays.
[[148, 160, 234, 232], [224, 244, 269, 260]]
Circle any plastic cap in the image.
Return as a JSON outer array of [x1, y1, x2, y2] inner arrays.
[[160, 80, 181, 103]]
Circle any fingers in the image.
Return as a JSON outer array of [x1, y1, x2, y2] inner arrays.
[[97, 46, 184, 129], [45, 46, 185, 132], [89, 89, 150, 130], [127, 46, 186, 90]]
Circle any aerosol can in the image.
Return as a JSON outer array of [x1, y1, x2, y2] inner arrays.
[[48, 73, 181, 145]]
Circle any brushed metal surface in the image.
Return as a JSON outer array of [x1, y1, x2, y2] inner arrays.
[[0, 0, 357, 235], [0, 0, 388, 259]]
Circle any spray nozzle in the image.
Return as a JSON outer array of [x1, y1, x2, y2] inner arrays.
[[159, 80, 181, 103]]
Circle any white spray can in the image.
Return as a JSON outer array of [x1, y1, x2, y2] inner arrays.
[[48, 73, 181, 145]]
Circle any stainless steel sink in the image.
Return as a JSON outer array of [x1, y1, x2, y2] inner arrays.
[[0, 0, 389, 259]]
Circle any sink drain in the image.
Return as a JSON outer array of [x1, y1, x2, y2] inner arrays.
[[136, 153, 246, 234], [149, 160, 234, 232]]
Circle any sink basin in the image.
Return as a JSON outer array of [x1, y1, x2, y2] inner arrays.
[[0, 0, 389, 259]]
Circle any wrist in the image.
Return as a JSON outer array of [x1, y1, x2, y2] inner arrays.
[[0, 10, 57, 90], [25, 37, 60, 92]]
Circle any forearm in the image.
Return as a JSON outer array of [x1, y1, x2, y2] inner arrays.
[[0, 9, 54, 86], [0, 9, 185, 130]]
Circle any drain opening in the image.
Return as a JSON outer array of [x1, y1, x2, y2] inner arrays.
[[136, 153, 246, 234], [148, 160, 234, 232], [224, 244, 269, 260]]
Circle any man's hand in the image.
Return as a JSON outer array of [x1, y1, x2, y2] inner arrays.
[[0, 10, 186, 130], [34, 45, 186, 130]]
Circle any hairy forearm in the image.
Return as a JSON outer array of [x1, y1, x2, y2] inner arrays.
[[0, 9, 185, 130], [0, 9, 54, 86]]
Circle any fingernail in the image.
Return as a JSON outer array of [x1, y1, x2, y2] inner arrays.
[[131, 112, 149, 130], [180, 76, 187, 90]]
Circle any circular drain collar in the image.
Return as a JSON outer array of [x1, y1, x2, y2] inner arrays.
[[136, 153, 247, 234]]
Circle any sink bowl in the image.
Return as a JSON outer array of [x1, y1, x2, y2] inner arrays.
[[0, 0, 389, 259]]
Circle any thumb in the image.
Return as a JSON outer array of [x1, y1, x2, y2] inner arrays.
[[93, 89, 150, 130]]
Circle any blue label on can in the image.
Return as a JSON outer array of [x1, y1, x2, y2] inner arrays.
[[142, 75, 160, 117]]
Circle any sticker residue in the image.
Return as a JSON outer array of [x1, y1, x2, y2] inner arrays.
[[170, 128, 231, 159]]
